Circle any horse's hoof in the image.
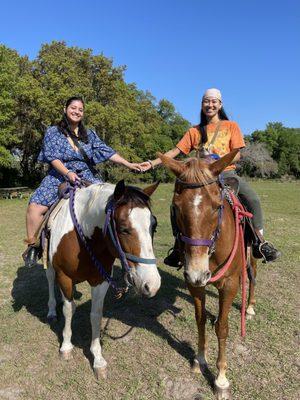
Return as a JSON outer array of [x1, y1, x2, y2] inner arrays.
[[59, 350, 73, 361], [191, 359, 201, 374], [214, 383, 232, 400], [47, 315, 57, 324], [94, 367, 107, 380], [246, 306, 255, 320]]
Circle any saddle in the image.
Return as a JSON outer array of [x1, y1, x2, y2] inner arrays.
[[24, 180, 93, 268], [223, 176, 257, 247]]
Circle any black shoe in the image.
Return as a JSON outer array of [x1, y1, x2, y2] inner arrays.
[[253, 241, 281, 263], [24, 246, 40, 268], [164, 249, 182, 268]]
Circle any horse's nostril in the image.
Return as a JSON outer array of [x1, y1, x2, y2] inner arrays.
[[144, 283, 150, 294], [206, 271, 212, 281], [183, 272, 189, 280]]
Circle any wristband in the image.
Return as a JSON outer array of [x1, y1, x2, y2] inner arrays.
[[65, 170, 72, 178]]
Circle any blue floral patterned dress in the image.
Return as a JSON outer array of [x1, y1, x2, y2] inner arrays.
[[29, 126, 116, 207]]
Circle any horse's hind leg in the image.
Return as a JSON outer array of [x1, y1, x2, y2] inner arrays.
[[215, 276, 239, 400], [46, 264, 57, 323], [90, 281, 109, 379], [188, 286, 208, 373], [246, 253, 257, 319]]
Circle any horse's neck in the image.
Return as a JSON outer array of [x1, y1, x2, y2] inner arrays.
[[74, 183, 115, 238]]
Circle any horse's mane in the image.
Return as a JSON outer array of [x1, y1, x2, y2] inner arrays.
[[116, 186, 151, 209], [179, 157, 213, 184]]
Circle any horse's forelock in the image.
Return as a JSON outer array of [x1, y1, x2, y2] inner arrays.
[[116, 186, 151, 209], [180, 157, 213, 184]]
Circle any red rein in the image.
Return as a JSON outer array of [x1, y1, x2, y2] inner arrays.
[[209, 193, 253, 337]]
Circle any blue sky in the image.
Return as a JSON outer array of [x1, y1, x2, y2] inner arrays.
[[1, 0, 299, 134]]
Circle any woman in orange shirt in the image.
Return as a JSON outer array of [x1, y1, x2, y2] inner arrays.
[[141, 88, 280, 265]]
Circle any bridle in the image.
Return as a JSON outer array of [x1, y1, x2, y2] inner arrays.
[[174, 175, 253, 337], [175, 176, 225, 256], [68, 182, 156, 296]]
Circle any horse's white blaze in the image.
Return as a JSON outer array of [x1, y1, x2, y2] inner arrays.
[[129, 208, 161, 296], [192, 194, 203, 216], [90, 282, 109, 369]]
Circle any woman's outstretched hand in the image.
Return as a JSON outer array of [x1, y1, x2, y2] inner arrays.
[[139, 161, 152, 172], [128, 163, 143, 172]]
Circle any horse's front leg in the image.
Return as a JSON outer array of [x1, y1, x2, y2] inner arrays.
[[215, 275, 239, 400], [188, 285, 207, 373], [246, 253, 257, 319], [90, 281, 109, 380], [46, 263, 57, 323], [60, 284, 76, 360]]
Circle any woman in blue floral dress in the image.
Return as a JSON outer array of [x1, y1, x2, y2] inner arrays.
[[24, 96, 142, 267]]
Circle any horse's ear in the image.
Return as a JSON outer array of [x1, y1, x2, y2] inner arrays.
[[143, 181, 160, 197], [208, 149, 240, 176], [114, 179, 126, 200], [157, 152, 186, 177]]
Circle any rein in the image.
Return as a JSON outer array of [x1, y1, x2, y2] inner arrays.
[[176, 176, 253, 337], [67, 181, 156, 296]]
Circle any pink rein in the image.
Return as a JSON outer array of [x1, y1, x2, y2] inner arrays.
[[209, 193, 252, 337]]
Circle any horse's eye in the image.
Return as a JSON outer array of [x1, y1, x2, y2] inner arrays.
[[119, 227, 131, 235]]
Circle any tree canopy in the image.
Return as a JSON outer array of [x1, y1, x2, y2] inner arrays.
[[0, 42, 190, 186], [0, 42, 298, 186]]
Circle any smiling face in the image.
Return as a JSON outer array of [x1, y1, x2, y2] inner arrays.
[[201, 97, 222, 120], [65, 100, 84, 126]]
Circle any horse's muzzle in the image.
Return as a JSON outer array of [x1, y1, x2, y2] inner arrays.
[[184, 269, 211, 287]]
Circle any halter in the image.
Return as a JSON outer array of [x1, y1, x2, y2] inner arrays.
[[175, 176, 225, 255], [68, 181, 156, 295]]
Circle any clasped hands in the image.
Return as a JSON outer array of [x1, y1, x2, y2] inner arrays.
[[128, 160, 153, 173]]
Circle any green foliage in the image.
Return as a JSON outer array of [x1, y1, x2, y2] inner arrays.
[[0, 41, 190, 186], [251, 123, 300, 178], [0, 41, 298, 185]]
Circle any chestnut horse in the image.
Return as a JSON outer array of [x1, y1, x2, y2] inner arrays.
[[159, 150, 257, 400], [46, 180, 161, 379]]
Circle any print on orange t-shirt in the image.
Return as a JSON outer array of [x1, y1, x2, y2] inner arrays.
[[176, 121, 245, 171]]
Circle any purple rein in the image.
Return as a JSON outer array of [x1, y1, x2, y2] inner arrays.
[[67, 181, 156, 293]]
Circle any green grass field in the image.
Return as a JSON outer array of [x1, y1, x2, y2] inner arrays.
[[0, 181, 299, 400]]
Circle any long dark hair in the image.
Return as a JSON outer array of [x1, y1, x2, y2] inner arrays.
[[199, 107, 229, 144], [57, 96, 88, 143]]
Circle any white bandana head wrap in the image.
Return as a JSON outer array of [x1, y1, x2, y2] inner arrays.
[[202, 88, 222, 101]]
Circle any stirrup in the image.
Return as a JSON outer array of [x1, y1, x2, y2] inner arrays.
[[259, 241, 281, 263]]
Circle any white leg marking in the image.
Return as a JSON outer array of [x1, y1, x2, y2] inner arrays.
[[246, 305, 256, 316], [60, 291, 76, 353], [215, 371, 230, 389], [46, 264, 57, 320], [90, 282, 109, 370]]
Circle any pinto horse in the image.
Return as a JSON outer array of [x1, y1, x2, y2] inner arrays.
[[46, 180, 161, 379], [159, 150, 257, 400]]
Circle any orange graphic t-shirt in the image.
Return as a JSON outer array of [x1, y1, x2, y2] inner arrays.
[[176, 120, 245, 171]]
